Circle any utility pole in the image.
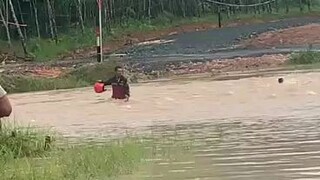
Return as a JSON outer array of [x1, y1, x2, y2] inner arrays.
[[96, 0, 103, 63]]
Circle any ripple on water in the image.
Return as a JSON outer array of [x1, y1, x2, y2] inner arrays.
[[129, 116, 320, 179]]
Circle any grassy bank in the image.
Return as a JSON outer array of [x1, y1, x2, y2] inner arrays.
[[289, 51, 320, 65], [2, 8, 320, 61], [284, 51, 320, 71], [0, 61, 118, 94], [0, 75, 89, 94], [0, 120, 196, 179], [0, 122, 147, 179]]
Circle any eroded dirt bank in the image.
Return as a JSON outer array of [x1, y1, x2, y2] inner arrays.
[[242, 23, 320, 48]]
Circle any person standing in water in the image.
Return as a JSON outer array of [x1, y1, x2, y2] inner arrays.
[[99, 66, 130, 101]]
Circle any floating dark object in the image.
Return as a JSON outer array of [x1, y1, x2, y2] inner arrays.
[[278, 78, 284, 84]]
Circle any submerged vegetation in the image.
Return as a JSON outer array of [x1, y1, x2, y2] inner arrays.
[[0, 121, 146, 179], [0, 120, 195, 179]]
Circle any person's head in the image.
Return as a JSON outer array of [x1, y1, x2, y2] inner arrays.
[[278, 77, 284, 84], [114, 66, 124, 77]]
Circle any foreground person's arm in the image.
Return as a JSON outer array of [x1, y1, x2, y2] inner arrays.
[[0, 85, 12, 118]]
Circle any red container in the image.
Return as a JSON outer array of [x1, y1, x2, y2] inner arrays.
[[94, 82, 105, 93]]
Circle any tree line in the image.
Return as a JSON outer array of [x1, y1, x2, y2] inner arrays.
[[0, 0, 317, 56]]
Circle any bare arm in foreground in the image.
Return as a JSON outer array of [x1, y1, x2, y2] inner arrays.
[[0, 85, 12, 118]]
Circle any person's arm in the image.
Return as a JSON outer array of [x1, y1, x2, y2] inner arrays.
[[102, 76, 114, 86], [123, 78, 130, 98], [0, 85, 12, 118], [97, 76, 114, 85]]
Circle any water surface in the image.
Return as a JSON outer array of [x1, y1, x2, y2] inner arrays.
[[8, 72, 320, 179]]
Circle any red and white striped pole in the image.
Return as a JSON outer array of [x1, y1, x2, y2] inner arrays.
[[96, 0, 103, 63]]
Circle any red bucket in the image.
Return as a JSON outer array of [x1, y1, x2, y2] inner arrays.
[[94, 82, 105, 93]]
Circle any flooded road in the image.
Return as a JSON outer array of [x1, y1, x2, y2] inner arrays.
[[8, 71, 320, 179]]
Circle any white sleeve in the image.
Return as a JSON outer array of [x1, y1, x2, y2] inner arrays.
[[0, 85, 7, 98]]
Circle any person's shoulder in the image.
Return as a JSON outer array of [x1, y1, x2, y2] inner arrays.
[[0, 85, 7, 98]]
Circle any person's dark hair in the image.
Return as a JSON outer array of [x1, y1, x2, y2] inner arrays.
[[278, 77, 284, 84], [114, 66, 122, 72]]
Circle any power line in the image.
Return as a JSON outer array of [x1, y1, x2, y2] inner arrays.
[[205, 0, 276, 7]]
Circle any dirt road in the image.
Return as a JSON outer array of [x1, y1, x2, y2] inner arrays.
[[123, 17, 320, 61]]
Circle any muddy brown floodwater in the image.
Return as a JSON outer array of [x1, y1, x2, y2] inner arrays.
[[7, 71, 320, 179]]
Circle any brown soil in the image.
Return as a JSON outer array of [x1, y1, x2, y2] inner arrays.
[[1, 54, 290, 81], [1, 64, 64, 78], [165, 54, 289, 76], [25, 67, 64, 78], [243, 23, 320, 48]]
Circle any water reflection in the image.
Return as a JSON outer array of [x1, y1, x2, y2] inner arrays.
[[132, 116, 320, 179]]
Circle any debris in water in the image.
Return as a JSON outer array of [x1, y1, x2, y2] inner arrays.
[[192, 94, 202, 98], [278, 78, 284, 84], [269, 94, 277, 98], [165, 97, 175, 101], [168, 169, 187, 173], [227, 91, 234, 95], [307, 91, 317, 95]]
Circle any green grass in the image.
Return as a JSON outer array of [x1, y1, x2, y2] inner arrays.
[[0, 121, 197, 180], [230, 7, 320, 21], [27, 29, 96, 61], [0, 75, 89, 94], [1, 142, 146, 180], [68, 60, 117, 83], [0, 122, 147, 180], [0, 122, 53, 159], [289, 51, 320, 64], [0, 60, 119, 93]]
